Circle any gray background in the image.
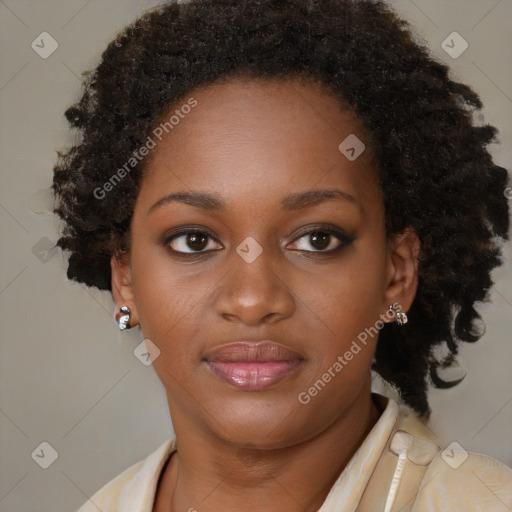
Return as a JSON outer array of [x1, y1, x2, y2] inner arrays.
[[0, 1, 511, 510]]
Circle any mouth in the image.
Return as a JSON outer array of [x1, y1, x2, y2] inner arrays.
[[204, 341, 304, 391]]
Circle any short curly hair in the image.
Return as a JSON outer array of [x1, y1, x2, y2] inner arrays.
[[52, 0, 510, 419]]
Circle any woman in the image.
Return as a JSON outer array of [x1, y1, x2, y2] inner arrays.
[[52, 0, 512, 510]]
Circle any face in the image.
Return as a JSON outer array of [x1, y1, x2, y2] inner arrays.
[[112, 76, 418, 449]]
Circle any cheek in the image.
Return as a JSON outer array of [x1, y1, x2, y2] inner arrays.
[[301, 245, 388, 375], [295, 268, 384, 414], [313, 249, 387, 333], [130, 246, 203, 359]]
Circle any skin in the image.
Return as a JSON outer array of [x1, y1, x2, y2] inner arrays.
[[111, 76, 420, 511]]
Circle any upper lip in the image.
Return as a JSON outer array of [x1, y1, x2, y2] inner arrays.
[[204, 340, 305, 363]]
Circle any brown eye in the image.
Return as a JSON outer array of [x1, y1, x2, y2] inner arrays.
[[308, 232, 331, 251], [288, 225, 355, 254], [185, 232, 208, 251], [165, 229, 221, 254]]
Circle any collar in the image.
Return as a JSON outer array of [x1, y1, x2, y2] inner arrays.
[[117, 392, 419, 511]]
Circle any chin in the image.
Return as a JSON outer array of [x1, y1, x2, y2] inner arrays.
[[203, 394, 311, 447]]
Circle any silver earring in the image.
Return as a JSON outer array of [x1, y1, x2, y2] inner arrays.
[[116, 306, 131, 330], [389, 303, 408, 326]]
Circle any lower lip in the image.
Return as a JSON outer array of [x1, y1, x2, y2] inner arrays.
[[206, 360, 302, 391]]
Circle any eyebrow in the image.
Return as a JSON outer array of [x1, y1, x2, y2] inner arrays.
[[147, 188, 356, 214]]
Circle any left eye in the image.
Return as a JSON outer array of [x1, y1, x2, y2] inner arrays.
[[288, 228, 353, 252]]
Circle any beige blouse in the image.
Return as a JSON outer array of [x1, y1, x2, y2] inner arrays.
[[76, 393, 512, 511]]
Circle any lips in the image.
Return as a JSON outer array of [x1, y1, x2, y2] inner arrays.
[[204, 341, 304, 391]]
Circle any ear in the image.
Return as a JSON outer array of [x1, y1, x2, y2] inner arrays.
[[383, 227, 420, 320], [111, 252, 139, 328]]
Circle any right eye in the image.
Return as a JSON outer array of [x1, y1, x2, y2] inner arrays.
[[164, 229, 223, 255]]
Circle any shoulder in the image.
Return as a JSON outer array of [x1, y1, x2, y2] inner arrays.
[[76, 437, 176, 512], [412, 450, 512, 511], [392, 401, 512, 511], [76, 459, 143, 512]]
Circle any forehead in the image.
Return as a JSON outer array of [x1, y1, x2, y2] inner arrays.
[[137, 76, 380, 212]]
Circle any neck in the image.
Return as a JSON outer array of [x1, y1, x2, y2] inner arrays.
[[156, 382, 383, 512]]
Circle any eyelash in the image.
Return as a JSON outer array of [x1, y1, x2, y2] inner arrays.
[[162, 224, 355, 259]]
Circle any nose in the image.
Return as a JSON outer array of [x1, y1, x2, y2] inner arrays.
[[214, 245, 296, 326]]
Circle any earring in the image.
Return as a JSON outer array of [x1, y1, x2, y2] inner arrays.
[[115, 306, 131, 330], [389, 303, 408, 326]]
